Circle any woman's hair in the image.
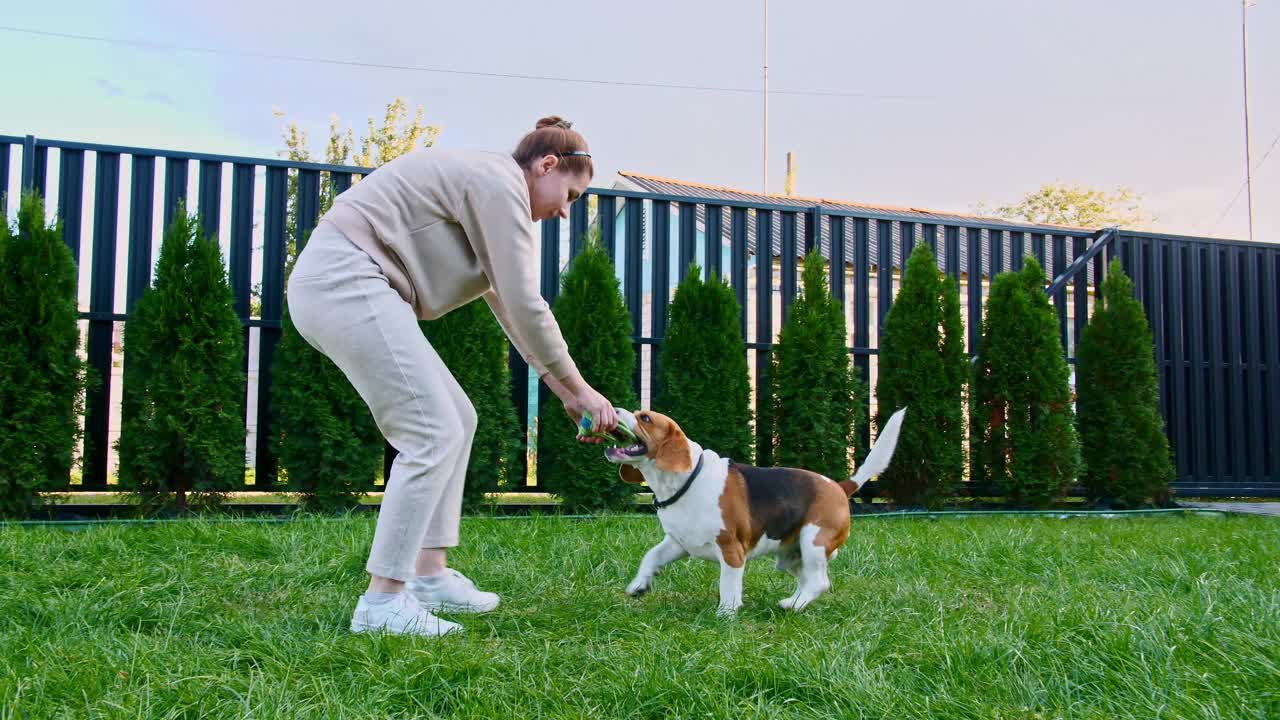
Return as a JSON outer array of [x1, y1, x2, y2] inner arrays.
[[512, 116, 594, 178]]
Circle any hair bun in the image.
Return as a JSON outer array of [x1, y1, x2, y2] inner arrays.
[[536, 116, 572, 130]]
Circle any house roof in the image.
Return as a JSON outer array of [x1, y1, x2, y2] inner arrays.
[[613, 171, 1092, 278]]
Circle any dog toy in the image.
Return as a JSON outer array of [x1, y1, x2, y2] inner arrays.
[[576, 410, 639, 445]]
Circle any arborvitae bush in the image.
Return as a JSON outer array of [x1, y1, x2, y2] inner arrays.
[[0, 193, 90, 517], [537, 229, 638, 511], [971, 257, 1080, 507], [657, 264, 753, 462], [770, 249, 864, 481], [1076, 259, 1173, 508], [117, 206, 245, 513], [875, 243, 966, 507]]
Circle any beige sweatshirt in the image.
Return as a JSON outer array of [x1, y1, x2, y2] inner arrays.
[[319, 147, 577, 382]]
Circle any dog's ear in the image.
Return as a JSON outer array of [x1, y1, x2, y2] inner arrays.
[[653, 423, 694, 473], [618, 464, 645, 484]]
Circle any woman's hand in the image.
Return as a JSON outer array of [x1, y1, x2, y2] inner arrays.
[[565, 386, 617, 443], [544, 372, 617, 444]]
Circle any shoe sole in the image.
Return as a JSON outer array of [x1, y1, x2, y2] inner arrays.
[[349, 620, 463, 636], [415, 598, 500, 614]]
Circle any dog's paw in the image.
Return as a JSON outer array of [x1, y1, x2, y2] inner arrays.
[[716, 603, 741, 617], [625, 578, 650, 596]]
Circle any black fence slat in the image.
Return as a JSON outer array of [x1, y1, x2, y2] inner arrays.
[[829, 216, 846, 303], [599, 195, 616, 266], [1011, 231, 1026, 271], [1189, 245, 1210, 481], [1208, 247, 1228, 481], [877, 220, 894, 332], [922, 223, 937, 258], [780, 211, 798, 325], [1073, 236, 1089, 359], [229, 164, 255, 321], [705, 204, 723, 281], [1266, 251, 1280, 481], [254, 166, 288, 489], [853, 218, 871, 453], [1053, 235, 1068, 351], [1226, 248, 1247, 481], [198, 160, 221, 238], [678, 202, 696, 276], [569, 196, 589, 260], [0, 141, 9, 215], [967, 228, 982, 357], [731, 207, 748, 339], [296, 169, 321, 252], [331, 171, 352, 198], [540, 218, 561, 305], [755, 209, 774, 461], [125, 155, 155, 313], [624, 198, 644, 392], [1243, 249, 1266, 484], [944, 226, 960, 281], [1169, 242, 1190, 480], [1151, 240, 1170, 437], [1031, 233, 1046, 268], [651, 201, 671, 403], [990, 229, 1005, 277], [57, 149, 85, 264], [163, 157, 188, 231], [83, 151, 120, 489], [805, 207, 821, 256], [20, 137, 48, 196], [901, 221, 916, 263]]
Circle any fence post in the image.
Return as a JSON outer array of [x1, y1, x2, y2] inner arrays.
[[20, 135, 36, 193]]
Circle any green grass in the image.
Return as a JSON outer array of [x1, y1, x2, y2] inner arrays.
[[2, 514, 1278, 719]]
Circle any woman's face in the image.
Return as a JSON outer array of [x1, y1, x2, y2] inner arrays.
[[525, 155, 590, 222]]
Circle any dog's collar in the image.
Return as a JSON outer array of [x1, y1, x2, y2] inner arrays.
[[652, 451, 705, 510]]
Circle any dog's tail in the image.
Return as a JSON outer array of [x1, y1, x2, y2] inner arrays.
[[840, 407, 907, 497]]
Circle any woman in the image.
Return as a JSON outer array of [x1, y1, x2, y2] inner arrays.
[[287, 116, 618, 637]]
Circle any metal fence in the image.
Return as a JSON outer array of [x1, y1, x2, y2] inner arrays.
[[2, 134, 1276, 498]]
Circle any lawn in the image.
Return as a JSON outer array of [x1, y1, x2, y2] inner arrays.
[[2, 513, 1277, 719]]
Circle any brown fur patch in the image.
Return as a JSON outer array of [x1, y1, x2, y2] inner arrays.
[[628, 410, 694, 473], [716, 468, 763, 567], [803, 478, 853, 557]]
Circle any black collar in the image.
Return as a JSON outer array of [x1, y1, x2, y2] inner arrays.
[[652, 452, 705, 510]]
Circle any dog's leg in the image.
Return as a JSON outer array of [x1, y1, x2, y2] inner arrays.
[[626, 535, 686, 596], [780, 527, 832, 612], [716, 542, 745, 616]]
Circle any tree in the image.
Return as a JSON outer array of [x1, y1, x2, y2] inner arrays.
[[971, 258, 1081, 507], [657, 264, 753, 462], [770, 249, 863, 482], [274, 97, 441, 266], [978, 183, 1154, 229], [1075, 259, 1173, 508], [537, 229, 638, 511], [0, 194, 91, 517], [117, 206, 245, 513], [874, 244, 966, 508]]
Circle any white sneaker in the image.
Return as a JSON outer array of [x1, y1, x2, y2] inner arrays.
[[349, 591, 463, 637], [408, 569, 501, 613]]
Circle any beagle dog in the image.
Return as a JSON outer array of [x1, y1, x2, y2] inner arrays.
[[605, 407, 906, 616]]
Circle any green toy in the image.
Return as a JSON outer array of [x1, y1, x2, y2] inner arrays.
[[576, 410, 640, 445]]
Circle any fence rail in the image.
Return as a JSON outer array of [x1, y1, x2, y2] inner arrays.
[[2, 134, 1277, 498]]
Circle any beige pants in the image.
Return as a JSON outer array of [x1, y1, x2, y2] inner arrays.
[[287, 221, 476, 581]]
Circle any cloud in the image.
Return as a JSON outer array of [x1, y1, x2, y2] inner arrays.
[[95, 78, 125, 97]]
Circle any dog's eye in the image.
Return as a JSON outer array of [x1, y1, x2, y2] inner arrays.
[[640, 414, 651, 423]]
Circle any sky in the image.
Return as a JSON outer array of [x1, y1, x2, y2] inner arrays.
[[1, 0, 1277, 242]]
